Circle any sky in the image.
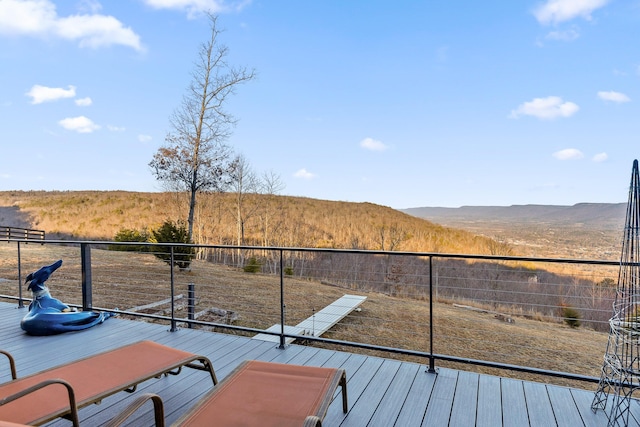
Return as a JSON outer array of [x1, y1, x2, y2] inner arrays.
[[1, 0, 639, 209]]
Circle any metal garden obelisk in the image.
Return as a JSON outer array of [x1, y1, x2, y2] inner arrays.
[[592, 159, 640, 426]]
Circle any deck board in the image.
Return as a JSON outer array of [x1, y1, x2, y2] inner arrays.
[[547, 385, 584, 427], [0, 301, 637, 426], [340, 359, 403, 426], [324, 356, 384, 426], [523, 381, 556, 426], [570, 388, 611, 427], [476, 374, 502, 427], [367, 362, 421, 426], [422, 368, 458, 426], [449, 370, 479, 427], [501, 377, 530, 426], [393, 366, 435, 426]]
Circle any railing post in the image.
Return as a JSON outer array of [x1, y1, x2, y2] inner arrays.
[[17, 242, 24, 308], [188, 283, 195, 329], [81, 243, 93, 310], [278, 249, 286, 349], [170, 246, 177, 332], [428, 256, 436, 373]]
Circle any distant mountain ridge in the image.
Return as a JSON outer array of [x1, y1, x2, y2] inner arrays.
[[402, 203, 626, 230], [401, 203, 627, 259]]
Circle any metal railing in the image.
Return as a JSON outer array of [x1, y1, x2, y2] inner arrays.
[[0, 226, 45, 241], [0, 238, 621, 386]]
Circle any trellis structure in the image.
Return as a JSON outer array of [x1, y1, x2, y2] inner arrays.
[[592, 159, 640, 426]]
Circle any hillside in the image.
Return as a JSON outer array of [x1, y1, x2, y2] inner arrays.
[[2, 191, 627, 259], [402, 204, 626, 260], [0, 191, 512, 255]]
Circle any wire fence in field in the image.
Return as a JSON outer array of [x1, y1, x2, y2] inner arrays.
[[0, 239, 620, 387]]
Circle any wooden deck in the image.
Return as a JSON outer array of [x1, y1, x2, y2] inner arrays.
[[0, 301, 636, 426]]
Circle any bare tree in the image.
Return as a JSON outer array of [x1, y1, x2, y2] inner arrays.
[[228, 154, 259, 247], [258, 170, 285, 247], [376, 222, 410, 251], [149, 13, 255, 242]]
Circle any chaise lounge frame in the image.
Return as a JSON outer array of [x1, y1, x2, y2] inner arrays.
[[0, 341, 217, 427], [109, 359, 348, 427]]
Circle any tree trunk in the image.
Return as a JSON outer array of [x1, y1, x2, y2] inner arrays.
[[187, 172, 197, 243]]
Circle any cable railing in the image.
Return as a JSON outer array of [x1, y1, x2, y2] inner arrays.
[[0, 238, 622, 387]]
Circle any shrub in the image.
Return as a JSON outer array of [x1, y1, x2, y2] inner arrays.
[[243, 257, 262, 273], [150, 220, 194, 270], [109, 228, 149, 252], [560, 304, 581, 328], [284, 266, 294, 276]]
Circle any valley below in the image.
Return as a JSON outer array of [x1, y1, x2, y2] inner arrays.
[[402, 203, 627, 260]]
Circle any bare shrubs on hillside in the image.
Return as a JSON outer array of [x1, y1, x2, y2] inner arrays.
[[233, 250, 615, 332]]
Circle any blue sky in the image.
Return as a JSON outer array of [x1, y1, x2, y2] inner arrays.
[[1, 0, 638, 209]]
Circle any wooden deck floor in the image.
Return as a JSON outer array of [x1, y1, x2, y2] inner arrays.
[[0, 301, 636, 426]]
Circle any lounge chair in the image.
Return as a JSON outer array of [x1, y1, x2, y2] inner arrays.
[[0, 341, 217, 427], [108, 360, 348, 427]]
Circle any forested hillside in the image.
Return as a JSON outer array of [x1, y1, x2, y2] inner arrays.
[[0, 191, 512, 255]]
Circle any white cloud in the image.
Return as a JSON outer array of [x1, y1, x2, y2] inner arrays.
[[593, 152, 608, 162], [26, 84, 76, 104], [56, 14, 142, 50], [143, 0, 248, 17], [533, 0, 610, 25], [509, 96, 579, 120], [78, 0, 103, 14], [59, 116, 100, 133], [360, 137, 388, 152], [545, 28, 580, 41], [294, 168, 316, 180], [0, 0, 143, 51], [597, 91, 630, 103], [107, 125, 126, 132], [138, 134, 152, 142], [0, 0, 55, 36], [75, 97, 93, 106], [553, 148, 584, 160]]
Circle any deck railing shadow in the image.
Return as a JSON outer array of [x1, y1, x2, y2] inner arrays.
[[0, 238, 621, 388]]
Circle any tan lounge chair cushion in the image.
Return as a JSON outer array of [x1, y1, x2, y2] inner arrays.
[[176, 360, 347, 427], [0, 341, 214, 426]]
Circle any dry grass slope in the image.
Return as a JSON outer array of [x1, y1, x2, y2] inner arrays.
[[0, 190, 513, 255]]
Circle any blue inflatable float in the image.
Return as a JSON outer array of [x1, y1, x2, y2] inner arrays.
[[21, 259, 115, 336]]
